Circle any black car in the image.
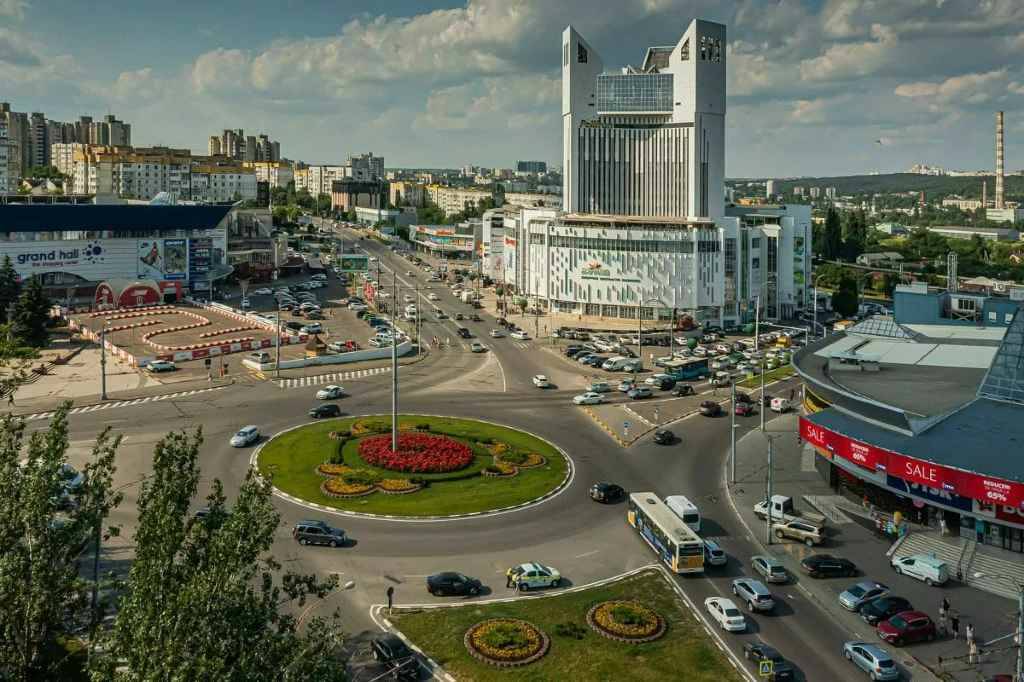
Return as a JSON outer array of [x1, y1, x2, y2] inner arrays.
[[589, 482, 625, 503], [735, 392, 754, 405], [370, 634, 418, 681], [860, 596, 914, 625], [426, 572, 482, 597], [564, 345, 584, 357], [456, 327, 471, 339], [497, 317, 509, 327], [800, 554, 857, 578], [583, 355, 606, 367], [652, 376, 676, 390], [672, 384, 695, 397], [653, 429, 675, 445], [699, 400, 722, 417], [470, 313, 482, 321], [309, 403, 342, 419], [742, 642, 795, 681]]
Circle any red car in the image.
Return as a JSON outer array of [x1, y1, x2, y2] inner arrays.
[[735, 402, 754, 416], [877, 611, 936, 646]]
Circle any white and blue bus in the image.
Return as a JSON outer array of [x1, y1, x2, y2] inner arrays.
[[627, 492, 705, 574]]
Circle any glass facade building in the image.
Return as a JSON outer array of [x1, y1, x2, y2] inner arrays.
[[596, 73, 674, 113]]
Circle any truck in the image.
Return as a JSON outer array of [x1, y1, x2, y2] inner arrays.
[[460, 290, 478, 304], [753, 495, 827, 528]]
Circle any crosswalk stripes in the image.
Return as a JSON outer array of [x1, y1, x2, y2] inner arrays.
[[16, 386, 230, 422], [276, 366, 392, 390]]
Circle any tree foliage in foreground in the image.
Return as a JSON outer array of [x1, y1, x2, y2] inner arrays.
[[91, 429, 343, 681], [0, 406, 121, 680]]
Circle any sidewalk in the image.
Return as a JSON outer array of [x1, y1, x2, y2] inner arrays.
[[728, 415, 1018, 681]]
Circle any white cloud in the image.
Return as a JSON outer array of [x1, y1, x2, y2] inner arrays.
[[799, 23, 897, 81], [190, 48, 251, 94], [894, 69, 1009, 104], [0, 0, 26, 20], [414, 75, 558, 131]]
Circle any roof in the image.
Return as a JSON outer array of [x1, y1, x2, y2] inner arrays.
[[560, 213, 715, 227], [0, 204, 233, 232], [806, 397, 1024, 484]]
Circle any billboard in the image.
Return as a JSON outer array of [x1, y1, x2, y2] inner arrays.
[[339, 254, 370, 273], [163, 239, 188, 280], [189, 237, 212, 282], [137, 240, 165, 279]]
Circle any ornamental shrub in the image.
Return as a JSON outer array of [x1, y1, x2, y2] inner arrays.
[[554, 622, 587, 640]]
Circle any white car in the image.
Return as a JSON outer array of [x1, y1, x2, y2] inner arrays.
[[146, 360, 176, 372], [510, 330, 530, 340], [300, 323, 323, 334], [348, 303, 368, 312], [506, 562, 561, 591], [644, 373, 671, 386], [253, 287, 273, 296], [240, 298, 251, 310], [704, 597, 746, 632], [573, 391, 605, 405], [428, 293, 440, 301], [327, 341, 348, 353], [470, 342, 487, 353], [489, 329, 505, 338], [229, 425, 260, 448], [316, 385, 345, 400], [532, 374, 550, 388]]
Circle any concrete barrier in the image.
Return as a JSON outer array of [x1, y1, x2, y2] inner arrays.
[[240, 340, 413, 372]]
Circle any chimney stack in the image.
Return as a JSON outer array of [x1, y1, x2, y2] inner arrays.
[[995, 111, 1005, 209]]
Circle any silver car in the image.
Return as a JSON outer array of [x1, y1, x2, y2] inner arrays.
[[750, 555, 788, 584], [843, 641, 899, 680], [731, 578, 775, 612], [839, 581, 888, 612]]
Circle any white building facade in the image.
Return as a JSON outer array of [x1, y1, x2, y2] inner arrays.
[[0, 121, 11, 192]]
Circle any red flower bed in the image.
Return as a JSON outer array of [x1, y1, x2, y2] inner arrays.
[[358, 433, 474, 473]]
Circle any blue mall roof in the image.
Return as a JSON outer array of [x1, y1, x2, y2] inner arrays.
[[0, 204, 233, 232]]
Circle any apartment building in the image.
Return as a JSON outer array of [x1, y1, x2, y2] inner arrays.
[[244, 161, 294, 189], [190, 165, 258, 203], [0, 121, 11, 192], [388, 180, 425, 208], [425, 184, 492, 217]]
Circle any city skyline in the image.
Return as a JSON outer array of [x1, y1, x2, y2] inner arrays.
[[2, 1, 1023, 175]]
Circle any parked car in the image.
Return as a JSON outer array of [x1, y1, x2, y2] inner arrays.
[[653, 429, 675, 445], [773, 519, 825, 546], [704, 597, 746, 632], [703, 538, 728, 566], [315, 385, 345, 400], [627, 387, 653, 400], [801, 554, 857, 578], [146, 360, 176, 373], [573, 392, 605, 405], [308, 403, 342, 419], [426, 572, 482, 597], [652, 375, 677, 390], [506, 563, 561, 591], [671, 384, 695, 397], [699, 400, 723, 417], [839, 581, 889, 612], [229, 425, 260, 447], [292, 519, 346, 547], [732, 578, 775, 612], [751, 555, 788, 584], [877, 611, 937, 646], [860, 596, 914, 626], [532, 374, 550, 388], [890, 553, 949, 586], [589, 482, 625, 503], [617, 379, 636, 392], [300, 323, 323, 334], [253, 287, 273, 295], [564, 345, 583, 357], [742, 643, 795, 681], [843, 641, 900, 681]]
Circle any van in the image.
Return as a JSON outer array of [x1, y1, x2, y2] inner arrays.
[[601, 356, 631, 371], [248, 351, 271, 363], [890, 553, 949, 586], [587, 381, 611, 393], [770, 397, 792, 413], [664, 495, 701, 533], [711, 371, 732, 387]]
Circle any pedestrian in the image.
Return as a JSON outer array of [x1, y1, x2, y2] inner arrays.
[[950, 612, 960, 640], [505, 571, 512, 589], [941, 597, 950, 617], [966, 622, 975, 646], [968, 639, 978, 665], [939, 517, 947, 536], [938, 610, 947, 636]]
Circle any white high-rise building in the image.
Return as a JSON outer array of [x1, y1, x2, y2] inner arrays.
[[765, 180, 775, 198], [562, 19, 725, 220], [0, 120, 11, 192]]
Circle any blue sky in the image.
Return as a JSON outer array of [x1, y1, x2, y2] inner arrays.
[[3, 0, 1023, 176]]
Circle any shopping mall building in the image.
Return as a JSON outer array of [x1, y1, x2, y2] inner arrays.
[[0, 204, 232, 303], [795, 283, 1024, 553]]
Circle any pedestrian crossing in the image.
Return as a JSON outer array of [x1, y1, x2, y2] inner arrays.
[[275, 366, 392, 389], [17, 386, 230, 422]]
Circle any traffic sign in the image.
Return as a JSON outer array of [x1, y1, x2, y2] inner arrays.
[[623, 421, 631, 429], [758, 659, 773, 677]]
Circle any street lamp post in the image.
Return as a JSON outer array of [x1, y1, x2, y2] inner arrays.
[[100, 321, 109, 401], [639, 297, 665, 370], [391, 271, 399, 452], [973, 572, 1024, 681], [275, 303, 283, 379], [766, 436, 774, 545], [812, 273, 828, 340], [730, 381, 737, 484]]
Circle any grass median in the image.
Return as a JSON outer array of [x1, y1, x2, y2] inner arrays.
[[390, 568, 742, 682], [736, 364, 794, 388], [255, 415, 569, 517]]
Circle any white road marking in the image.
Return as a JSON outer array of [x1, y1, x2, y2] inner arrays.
[[276, 366, 392, 389], [14, 385, 229, 421], [574, 550, 600, 559]]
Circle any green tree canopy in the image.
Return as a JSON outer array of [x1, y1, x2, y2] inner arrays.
[[831, 275, 859, 317], [0, 256, 21, 324], [11, 276, 50, 349]]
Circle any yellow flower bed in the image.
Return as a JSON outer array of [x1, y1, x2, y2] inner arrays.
[[469, 619, 542, 662], [493, 461, 517, 475], [316, 463, 351, 477], [322, 478, 375, 497], [378, 478, 421, 493], [520, 452, 546, 467], [488, 442, 510, 456], [351, 419, 390, 436], [592, 601, 662, 639]]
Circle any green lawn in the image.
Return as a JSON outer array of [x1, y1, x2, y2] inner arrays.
[[390, 569, 743, 682], [256, 415, 569, 516], [736, 364, 795, 388]]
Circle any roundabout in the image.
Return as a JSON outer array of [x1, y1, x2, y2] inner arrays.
[[254, 415, 572, 519]]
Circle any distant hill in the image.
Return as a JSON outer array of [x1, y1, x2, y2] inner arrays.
[[728, 173, 1024, 199]]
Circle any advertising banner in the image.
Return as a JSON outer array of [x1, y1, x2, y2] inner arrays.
[[137, 240, 165, 280], [801, 416, 1024, 510], [163, 239, 188, 280], [339, 254, 369, 273], [189, 237, 212, 284], [887, 475, 973, 512]]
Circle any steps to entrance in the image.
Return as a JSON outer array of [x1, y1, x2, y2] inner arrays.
[[898, 532, 1023, 601]]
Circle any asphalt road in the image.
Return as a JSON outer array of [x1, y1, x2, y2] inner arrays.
[[23, 230, 892, 682]]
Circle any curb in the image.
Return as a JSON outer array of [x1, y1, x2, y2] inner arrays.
[[250, 413, 575, 523], [581, 406, 629, 447]]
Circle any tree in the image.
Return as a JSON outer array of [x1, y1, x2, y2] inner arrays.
[[91, 430, 343, 681], [831, 275, 859, 317], [822, 206, 843, 260], [0, 406, 121, 679], [841, 210, 867, 261], [0, 256, 21, 324], [11, 276, 50, 349]]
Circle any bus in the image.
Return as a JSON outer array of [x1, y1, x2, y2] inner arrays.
[[627, 492, 705, 574], [665, 357, 709, 381]]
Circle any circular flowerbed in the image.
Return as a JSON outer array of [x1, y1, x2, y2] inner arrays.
[[358, 433, 474, 473], [464, 618, 549, 667], [316, 463, 350, 477], [586, 601, 666, 643], [377, 478, 423, 494], [321, 478, 375, 498]]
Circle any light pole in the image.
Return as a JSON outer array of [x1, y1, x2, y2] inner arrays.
[[639, 297, 665, 370], [760, 361, 767, 432], [730, 381, 737, 484], [766, 436, 774, 545], [813, 273, 828, 339], [391, 271, 399, 452], [972, 572, 1024, 681], [275, 303, 283, 378], [100, 320, 109, 401]]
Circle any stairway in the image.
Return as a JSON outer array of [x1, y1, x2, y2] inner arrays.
[[898, 532, 1023, 601], [896, 531, 966, 568]]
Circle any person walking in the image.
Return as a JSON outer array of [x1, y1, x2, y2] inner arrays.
[[965, 622, 975, 646], [938, 609, 947, 637], [505, 571, 513, 589], [950, 612, 960, 640], [941, 597, 950, 618], [968, 638, 978, 665]]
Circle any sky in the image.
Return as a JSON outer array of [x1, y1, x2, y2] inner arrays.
[[2, 0, 1024, 177]]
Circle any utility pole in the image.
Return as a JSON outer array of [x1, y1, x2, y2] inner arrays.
[[100, 322, 108, 401], [730, 381, 737, 484], [766, 437, 774, 546], [1016, 585, 1023, 682], [275, 304, 282, 378], [760, 363, 767, 431], [754, 294, 760, 352], [391, 271, 399, 452]]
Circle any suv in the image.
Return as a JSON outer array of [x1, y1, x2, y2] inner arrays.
[[309, 403, 342, 419], [800, 554, 857, 578], [731, 578, 775, 612], [292, 520, 346, 547], [773, 519, 824, 546], [456, 327, 471, 339], [843, 641, 899, 680]]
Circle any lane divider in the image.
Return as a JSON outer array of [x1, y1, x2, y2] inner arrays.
[[581, 406, 629, 447]]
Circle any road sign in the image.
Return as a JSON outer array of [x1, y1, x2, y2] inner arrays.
[[623, 421, 631, 429], [758, 659, 773, 677]]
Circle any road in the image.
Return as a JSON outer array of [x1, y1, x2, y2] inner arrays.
[[20, 226, 908, 681]]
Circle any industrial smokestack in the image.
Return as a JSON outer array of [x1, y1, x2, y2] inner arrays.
[[995, 111, 1005, 210]]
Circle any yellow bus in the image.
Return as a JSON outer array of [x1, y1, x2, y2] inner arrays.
[[627, 492, 705, 574]]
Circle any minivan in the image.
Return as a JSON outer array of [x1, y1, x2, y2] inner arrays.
[[890, 553, 949, 586], [602, 356, 632, 371], [665, 495, 701, 532]]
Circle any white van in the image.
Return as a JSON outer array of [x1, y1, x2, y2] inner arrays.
[[770, 397, 792, 413], [665, 495, 701, 533], [890, 553, 949, 586], [711, 371, 732, 387], [601, 356, 631, 371]]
